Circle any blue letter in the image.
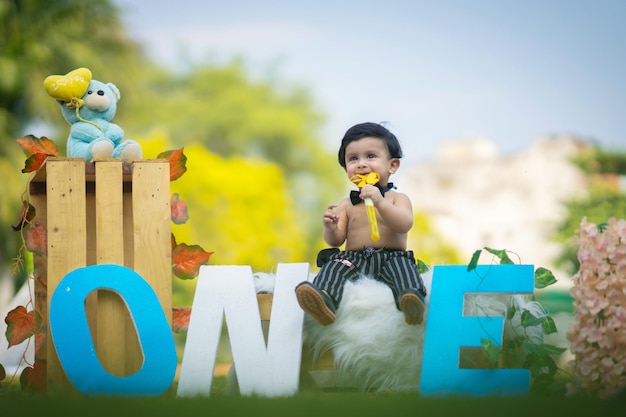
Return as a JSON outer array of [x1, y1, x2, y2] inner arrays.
[[420, 264, 534, 396], [50, 264, 177, 395]]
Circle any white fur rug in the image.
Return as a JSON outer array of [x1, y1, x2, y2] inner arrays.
[[302, 275, 429, 392]]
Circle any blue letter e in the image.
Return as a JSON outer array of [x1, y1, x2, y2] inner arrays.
[[420, 264, 534, 396]]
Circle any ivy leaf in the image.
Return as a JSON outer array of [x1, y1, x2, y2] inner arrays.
[[534, 267, 557, 289], [22, 153, 49, 173], [16, 135, 58, 157], [530, 373, 556, 393], [158, 148, 187, 181], [506, 304, 517, 320], [511, 335, 527, 349], [170, 193, 189, 225], [172, 307, 191, 333], [0, 363, 6, 383], [5, 306, 41, 347], [172, 243, 213, 279], [11, 201, 36, 231], [523, 351, 559, 378], [25, 222, 47, 256], [467, 249, 482, 271], [171, 233, 177, 249], [17, 135, 58, 173], [484, 247, 514, 264], [20, 361, 46, 393], [481, 338, 500, 366], [526, 343, 567, 355], [417, 259, 430, 274], [541, 316, 558, 335], [520, 309, 543, 328]]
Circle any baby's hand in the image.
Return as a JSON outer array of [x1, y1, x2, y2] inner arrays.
[[323, 204, 339, 228], [360, 184, 383, 204]]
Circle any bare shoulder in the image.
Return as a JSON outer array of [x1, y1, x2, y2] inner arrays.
[[336, 196, 352, 210], [387, 190, 412, 207]]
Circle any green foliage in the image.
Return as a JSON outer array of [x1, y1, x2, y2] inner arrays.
[[571, 146, 626, 175], [0, 150, 29, 285], [468, 248, 569, 394], [0, 0, 147, 155], [0, 0, 152, 282], [534, 267, 557, 289], [467, 247, 517, 272], [553, 146, 626, 275]]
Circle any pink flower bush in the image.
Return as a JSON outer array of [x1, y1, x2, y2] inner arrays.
[[567, 217, 626, 397]]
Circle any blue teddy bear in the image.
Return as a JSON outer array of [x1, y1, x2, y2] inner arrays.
[[44, 68, 142, 162]]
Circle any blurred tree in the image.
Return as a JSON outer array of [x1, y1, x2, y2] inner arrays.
[[0, 0, 147, 153], [409, 211, 463, 267], [0, 0, 451, 306], [0, 0, 341, 284], [0, 0, 149, 289], [553, 147, 626, 275], [142, 138, 309, 306], [124, 62, 345, 263]]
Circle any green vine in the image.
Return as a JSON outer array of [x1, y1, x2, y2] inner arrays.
[[469, 247, 569, 394]]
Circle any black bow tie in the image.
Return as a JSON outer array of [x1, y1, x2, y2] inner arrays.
[[350, 182, 394, 205]]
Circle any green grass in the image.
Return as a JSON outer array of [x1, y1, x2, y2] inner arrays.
[[1, 376, 623, 417]]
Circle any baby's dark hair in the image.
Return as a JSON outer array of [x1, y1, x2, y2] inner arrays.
[[337, 122, 403, 168]]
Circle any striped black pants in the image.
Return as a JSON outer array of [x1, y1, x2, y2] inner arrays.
[[312, 247, 427, 307]]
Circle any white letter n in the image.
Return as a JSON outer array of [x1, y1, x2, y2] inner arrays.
[[176, 263, 309, 397]]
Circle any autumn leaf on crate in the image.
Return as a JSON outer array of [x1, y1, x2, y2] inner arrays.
[[25, 222, 47, 256], [11, 201, 36, 232], [170, 193, 189, 225], [157, 147, 187, 181], [16, 135, 58, 173], [172, 240, 213, 280], [172, 307, 191, 333], [20, 361, 46, 393], [5, 305, 42, 348]]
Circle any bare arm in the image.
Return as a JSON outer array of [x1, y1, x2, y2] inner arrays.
[[322, 200, 349, 247], [359, 185, 413, 233]]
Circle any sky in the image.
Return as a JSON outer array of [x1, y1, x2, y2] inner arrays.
[[113, 0, 626, 164]]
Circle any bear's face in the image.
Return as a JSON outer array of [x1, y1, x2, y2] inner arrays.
[[60, 80, 120, 124]]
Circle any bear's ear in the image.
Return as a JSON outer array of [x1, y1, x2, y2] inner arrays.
[[107, 83, 121, 102]]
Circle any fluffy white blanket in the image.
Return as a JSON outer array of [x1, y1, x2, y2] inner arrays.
[[302, 275, 428, 391]]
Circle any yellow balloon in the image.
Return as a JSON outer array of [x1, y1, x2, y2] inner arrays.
[[44, 67, 92, 103]]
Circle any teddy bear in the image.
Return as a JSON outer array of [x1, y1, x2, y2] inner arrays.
[[44, 67, 142, 163]]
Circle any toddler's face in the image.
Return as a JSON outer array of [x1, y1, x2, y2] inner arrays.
[[343, 137, 398, 183]]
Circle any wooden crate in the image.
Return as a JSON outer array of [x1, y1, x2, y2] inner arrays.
[[29, 158, 171, 392]]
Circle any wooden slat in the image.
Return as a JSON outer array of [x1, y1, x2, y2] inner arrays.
[[94, 160, 131, 376], [46, 158, 86, 392], [131, 160, 171, 329], [130, 160, 171, 380], [95, 160, 124, 263]]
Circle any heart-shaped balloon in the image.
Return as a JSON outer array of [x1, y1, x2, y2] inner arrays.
[[44, 67, 92, 103]]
